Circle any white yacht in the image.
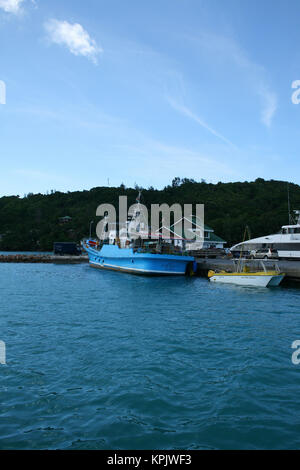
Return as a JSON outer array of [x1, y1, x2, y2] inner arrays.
[[231, 210, 300, 259]]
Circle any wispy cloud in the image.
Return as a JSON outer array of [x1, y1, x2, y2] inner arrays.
[[112, 138, 238, 186], [0, 0, 25, 14], [44, 19, 102, 64], [166, 96, 237, 148], [187, 32, 277, 128], [260, 88, 277, 128]]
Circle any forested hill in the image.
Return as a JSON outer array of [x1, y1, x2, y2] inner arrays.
[[0, 178, 299, 251]]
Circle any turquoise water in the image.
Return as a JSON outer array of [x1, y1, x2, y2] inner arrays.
[[1, 263, 300, 449]]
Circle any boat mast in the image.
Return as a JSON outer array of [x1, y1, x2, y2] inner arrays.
[[288, 183, 292, 225]]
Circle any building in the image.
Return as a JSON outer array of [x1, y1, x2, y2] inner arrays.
[[157, 215, 226, 251]]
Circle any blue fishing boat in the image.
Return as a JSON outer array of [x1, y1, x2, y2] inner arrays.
[[82, 242, 195, 276], [82, 192, 196, 276]]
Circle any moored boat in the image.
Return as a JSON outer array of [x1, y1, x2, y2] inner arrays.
[[82, 241, 195, 276], [231, 210, 300, 260], [82, 192, 196, 276], [208, 259, 285, 287]]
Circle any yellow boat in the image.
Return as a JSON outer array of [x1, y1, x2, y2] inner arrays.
[[208, 261, 285, 287]]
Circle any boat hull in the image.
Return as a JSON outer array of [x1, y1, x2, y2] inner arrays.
[[266, 274, 285, 286], [209, 273, 285, 287], [83, 244, 195, 276]]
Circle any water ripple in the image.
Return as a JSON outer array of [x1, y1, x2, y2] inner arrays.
[[0, 263, 300, 449]]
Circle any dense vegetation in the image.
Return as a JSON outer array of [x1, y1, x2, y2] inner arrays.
[[0, 178, 299, 251]]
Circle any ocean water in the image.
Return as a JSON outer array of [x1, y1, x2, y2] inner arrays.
[[0, 262, 300, 450]]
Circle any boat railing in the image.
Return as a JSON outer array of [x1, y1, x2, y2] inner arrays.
[[131, 239, 190, 256], [233, 258, 281, 273], [134, 245, 189, 256]]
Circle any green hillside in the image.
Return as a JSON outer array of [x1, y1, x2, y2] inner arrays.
[[0, 178, 298, 251]]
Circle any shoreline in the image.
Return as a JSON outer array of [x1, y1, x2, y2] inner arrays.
[[0, 254, 89, 264]]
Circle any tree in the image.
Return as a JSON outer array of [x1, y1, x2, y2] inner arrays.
[[172, 177, 181, 187]]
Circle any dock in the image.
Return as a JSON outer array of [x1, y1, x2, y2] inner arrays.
[[196, 257, 300, 281], [0, 254, 89, 264]]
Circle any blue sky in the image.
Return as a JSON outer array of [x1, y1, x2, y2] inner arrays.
[[1, 0, 300, 196]]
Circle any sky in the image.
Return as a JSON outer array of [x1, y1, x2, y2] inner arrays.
[[1, 0, 300, 196]]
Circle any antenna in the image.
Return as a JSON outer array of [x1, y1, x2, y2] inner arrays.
[[288, 183, 291, 224]]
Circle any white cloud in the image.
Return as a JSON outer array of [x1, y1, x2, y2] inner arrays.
[[188, 32, 277, 128], [0, 0, 24, 14], [44, 19, 102, 64], [166, 96, 237, 149], [260, 89, 277, 128]]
